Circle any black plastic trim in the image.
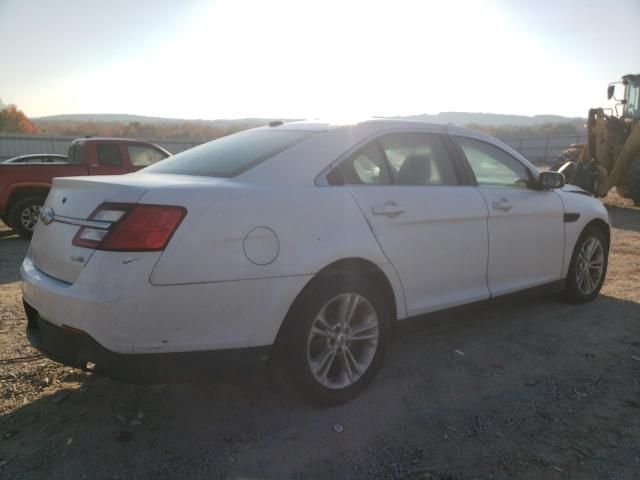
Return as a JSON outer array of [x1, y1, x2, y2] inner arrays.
[[23, 300, 271, 384], [564, 213, 581, 223]]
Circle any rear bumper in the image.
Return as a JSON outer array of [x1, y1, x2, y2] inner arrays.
[[24, 300, 271, 384]]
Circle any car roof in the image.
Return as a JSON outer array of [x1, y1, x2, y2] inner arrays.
[[265, 118, 499, 140], [70, 137, 161, 145], [11, 153, 67, 159]]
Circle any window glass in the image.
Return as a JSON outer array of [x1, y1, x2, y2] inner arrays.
[[329, 142, 391, 185], [143, 129, 314, 177], [455, 136, 531, 188], [379, 133, 458, 185], [68, 144, 84, 165], [128, 145, 168, 166], [96, 144, 123, 167]]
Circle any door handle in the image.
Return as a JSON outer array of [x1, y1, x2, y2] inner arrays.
[[371, 201, 405, 219], [492, 198, 513, 212]]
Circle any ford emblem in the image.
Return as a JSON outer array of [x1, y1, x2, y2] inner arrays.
[[40, 208, 55, 225]]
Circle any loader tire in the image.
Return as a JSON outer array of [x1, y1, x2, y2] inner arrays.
[[631, 158, 640, 206]]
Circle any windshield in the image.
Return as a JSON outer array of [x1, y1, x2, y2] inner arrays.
[[142, 129, 315, 178], [624, 79, 640, 119]]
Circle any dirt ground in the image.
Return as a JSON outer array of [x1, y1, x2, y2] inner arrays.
[[1, 191, 639, 480]]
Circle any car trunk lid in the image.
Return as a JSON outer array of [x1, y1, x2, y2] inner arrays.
[[30, 176, 149, 283]]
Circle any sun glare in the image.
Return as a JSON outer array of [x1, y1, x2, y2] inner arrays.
[[14, 0, 600, 119]]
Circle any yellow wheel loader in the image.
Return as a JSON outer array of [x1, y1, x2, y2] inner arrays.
[[555, 74, 640, 205]]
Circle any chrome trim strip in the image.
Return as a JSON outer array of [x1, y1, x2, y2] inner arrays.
[[53, 215, 112, 230]]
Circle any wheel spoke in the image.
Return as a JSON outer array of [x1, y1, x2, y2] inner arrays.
[[585, 238, 598, 261], [311, 313, 336, 340], [339, 294, 360, 326], [583, 270, 593, 293], [576, 268, 587, 287], [348, 324, 378, 342], [341, 349, 355, 382], [311, 326, 335, 339], [342, 347, 361, 380], [312, 346, 337, 380]]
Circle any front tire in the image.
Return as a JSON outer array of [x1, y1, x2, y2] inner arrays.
[[7, 196, 46, 239], [564, 226, 608, 304], [281, 275, 391, 406]]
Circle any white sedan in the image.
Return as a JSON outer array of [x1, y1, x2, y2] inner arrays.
[[21, 119, 610, 404]]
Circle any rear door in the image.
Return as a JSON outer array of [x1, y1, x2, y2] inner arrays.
[[451, 135, 564, 296], [337, 131, 490, 316]]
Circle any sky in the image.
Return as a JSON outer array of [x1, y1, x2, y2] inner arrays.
[[0, 0, 638, 120]]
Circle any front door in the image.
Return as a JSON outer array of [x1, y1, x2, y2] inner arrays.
[[452, 135, 564, 296]]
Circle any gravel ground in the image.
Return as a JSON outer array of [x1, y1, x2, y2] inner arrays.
[[1, 191, 639, 480]]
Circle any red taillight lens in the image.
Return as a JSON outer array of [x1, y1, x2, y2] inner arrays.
[[72, 203, 186, 251]]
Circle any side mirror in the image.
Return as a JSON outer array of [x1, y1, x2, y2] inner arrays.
[[539, 171, 565, 189], [607, 84, 615, 100]]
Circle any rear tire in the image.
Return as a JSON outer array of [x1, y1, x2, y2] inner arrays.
[[278, 274, 391, 406], [631, 158, 640, 206], [564, 226, 608, 304], [7, 196, 46, 239]]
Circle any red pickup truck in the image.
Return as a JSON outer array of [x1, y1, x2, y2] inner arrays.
[[0, 137, 170, 238]]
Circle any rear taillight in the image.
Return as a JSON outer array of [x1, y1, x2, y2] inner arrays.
[[72, 203, 186, 251]]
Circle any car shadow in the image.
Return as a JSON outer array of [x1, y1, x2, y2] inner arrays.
[[606, 204, 640, 233], [0, 231, 27, 285], [2, 292, 640, 479]]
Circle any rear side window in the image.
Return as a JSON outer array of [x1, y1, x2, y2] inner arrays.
[[379, 133, 458, 186], [128, 145, 168, 166], [328, 142, 391, 185], [142, 129, 314, 177], [96, 144, 123, 166]]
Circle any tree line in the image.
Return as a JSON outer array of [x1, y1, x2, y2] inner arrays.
[[0, 100, 586, 141]]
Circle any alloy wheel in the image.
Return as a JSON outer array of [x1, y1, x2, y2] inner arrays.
[[306, 293, 379, 390], [575, 237, 605, 296], [20, 205, 42, 232]]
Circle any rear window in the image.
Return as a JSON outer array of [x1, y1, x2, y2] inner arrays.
[[68, 144, 85, 165], [142, 129, 314, 178], [96, 144, 123, 166]]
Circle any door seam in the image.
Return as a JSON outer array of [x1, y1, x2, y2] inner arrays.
[[342, 185, 409, 319], [475, 187, 493, 299]]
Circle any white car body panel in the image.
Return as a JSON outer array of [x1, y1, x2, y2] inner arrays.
[[555, 185, 611, 278], [477, 186, 565, 296], [21, 119, 611, 359], [346, 184, 490, 316]]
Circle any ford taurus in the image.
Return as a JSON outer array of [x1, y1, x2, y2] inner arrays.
[[21, 119, 610, 404]]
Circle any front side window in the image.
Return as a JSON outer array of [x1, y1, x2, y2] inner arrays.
[[96, 144, 123, 167], [379, 133, 458, 186], [143, 129, 314, 178], [623, 80, 640, 119], [128, 145, 168, 166], [455, 136, 532, 188]]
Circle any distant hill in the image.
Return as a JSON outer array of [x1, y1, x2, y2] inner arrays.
[[33, 113, 291, 128], [34, 112, 585, 127], [396, 112, 586, 127]]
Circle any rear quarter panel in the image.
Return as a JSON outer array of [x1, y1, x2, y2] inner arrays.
[[144, 183, 406, 319]]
